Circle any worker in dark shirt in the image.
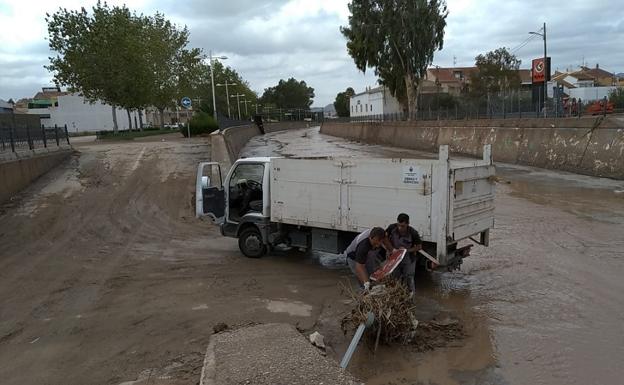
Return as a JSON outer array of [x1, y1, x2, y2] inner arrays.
[[384, 213, 422, 296], [345, 227, 386, 291]]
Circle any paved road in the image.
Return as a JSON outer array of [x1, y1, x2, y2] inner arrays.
[[241, 127, 624, 385]]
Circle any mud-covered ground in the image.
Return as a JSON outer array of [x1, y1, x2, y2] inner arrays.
[[0, 134, 354, 385], [241, 127, 624, 385], [0, 128, 623, 385]]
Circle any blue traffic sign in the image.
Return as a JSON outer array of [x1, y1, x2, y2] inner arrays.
[[181, 96, 192, 109]]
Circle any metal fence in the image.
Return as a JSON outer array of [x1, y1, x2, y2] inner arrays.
[[332, 99, 624, 123], [0, 123, 70, 153]]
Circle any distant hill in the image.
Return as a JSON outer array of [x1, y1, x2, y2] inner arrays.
[[324, 103, 336, 114], [617, 73, 624, 79]]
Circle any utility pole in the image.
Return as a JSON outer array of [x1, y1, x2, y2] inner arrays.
[[230, 94, 244, 120], [543, 22, 547, 118], [217, 81, 237, 117], [530, 23, 548, 117], [241, 99, 251, 118]]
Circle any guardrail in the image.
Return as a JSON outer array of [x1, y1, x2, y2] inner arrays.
[[0, 124, 70, 153]]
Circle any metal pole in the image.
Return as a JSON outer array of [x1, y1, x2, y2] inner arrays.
[[26, 124, 33, 150], [210, 50, 218, 123], [237, 95, 241, 120], [54, 124, 59, 146], [9, 124, 15, 152], [225, 81, 231, 117], [543, 22, 547, 118], [340, 312, 375, 369], [41, 124, 47, 148]]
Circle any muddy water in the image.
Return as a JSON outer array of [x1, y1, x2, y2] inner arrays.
[[241, 127, 624, 385]]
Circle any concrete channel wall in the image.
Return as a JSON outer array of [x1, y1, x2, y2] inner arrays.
[[211, 122, 312, 168], [0, 147, 73, 204], [321, 117, 624, 179]]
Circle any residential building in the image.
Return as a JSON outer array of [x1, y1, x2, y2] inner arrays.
[[424, 67, 533, 95], [0, 99, 13, 113], [349, 86, 402, 117], [425, 67, 478, 95], [550, 64, 621, 101]]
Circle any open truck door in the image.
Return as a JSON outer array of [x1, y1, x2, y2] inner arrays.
[[196, 162, 225, 223]]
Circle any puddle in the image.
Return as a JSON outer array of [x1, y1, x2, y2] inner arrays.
[[264, 299, 313, 317]]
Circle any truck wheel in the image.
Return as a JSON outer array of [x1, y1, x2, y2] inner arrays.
[[239, 227, 267, 258]]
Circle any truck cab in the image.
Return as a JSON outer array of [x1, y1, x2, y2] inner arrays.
[[197, 157, 273, 257]]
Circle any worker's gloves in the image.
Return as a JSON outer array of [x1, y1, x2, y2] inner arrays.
[[363, 281, 371, 291]]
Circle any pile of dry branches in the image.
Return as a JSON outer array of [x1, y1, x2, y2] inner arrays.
[[340, 279, 419, 345]]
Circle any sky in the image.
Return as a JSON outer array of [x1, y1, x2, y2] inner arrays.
[[1, 0, 623, 107]]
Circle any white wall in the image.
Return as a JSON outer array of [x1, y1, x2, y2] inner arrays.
[[40, 94, 142, 133], [568, 86, 617, 102], [349, 88, 402, 117]]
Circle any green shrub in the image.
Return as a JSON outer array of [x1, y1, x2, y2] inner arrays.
[[180, 112, 218, 137]]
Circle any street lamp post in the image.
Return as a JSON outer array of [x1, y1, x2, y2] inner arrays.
[[241, 99, 251, 118], [209, 50, 228, 123], [530, 22, 547, 117], [216, 81, 237, 118], [230, 94, 244, 120]]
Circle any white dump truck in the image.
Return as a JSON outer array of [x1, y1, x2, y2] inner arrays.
[[196, 145, 495, 269]]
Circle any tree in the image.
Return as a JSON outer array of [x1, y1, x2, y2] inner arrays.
[[142, 13, 202, 128], [470, 47, 522, 97], [46, 2, 202, 131], [341, 0, 448, 117], [608, 88, 624, 108], [334, 87, 355, 117], [186, 61, 258, 119], [260, 78, 315, 109], [47, 2, 140, 132]]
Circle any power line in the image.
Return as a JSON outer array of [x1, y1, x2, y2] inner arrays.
[[511, 34, 539, 54], [510, 26, 544, 54]]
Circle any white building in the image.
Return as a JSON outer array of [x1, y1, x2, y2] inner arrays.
[[27, 93, 142, 133], [349, 86, 402, 117], [549, 68, 621, 102]]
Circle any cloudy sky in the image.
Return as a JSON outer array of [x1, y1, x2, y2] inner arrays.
[[1, 0, 623, 107]]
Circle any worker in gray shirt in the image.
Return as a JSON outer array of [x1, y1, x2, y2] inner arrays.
[[384, 213, 422, 296], [344, 227, 387, 291]]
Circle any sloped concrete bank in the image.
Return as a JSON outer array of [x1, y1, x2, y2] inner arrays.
[[210, 122, 311, 168], [321, 117, 624, 179], [0, 147, 73, 204]]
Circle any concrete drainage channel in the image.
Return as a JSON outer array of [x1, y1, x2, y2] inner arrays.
[[0, 146, 73, 204], [204, 121, 363, 385], [209, 122, 312, 170]]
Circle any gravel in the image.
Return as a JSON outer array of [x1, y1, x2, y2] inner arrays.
[[203, 323, 361, 385]]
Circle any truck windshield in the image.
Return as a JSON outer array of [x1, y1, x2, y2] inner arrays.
[[228, 163, 265, 222]]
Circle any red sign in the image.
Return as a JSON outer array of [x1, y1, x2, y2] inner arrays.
[[370, 249, 406, 282], [532, 58, 551, 83]]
